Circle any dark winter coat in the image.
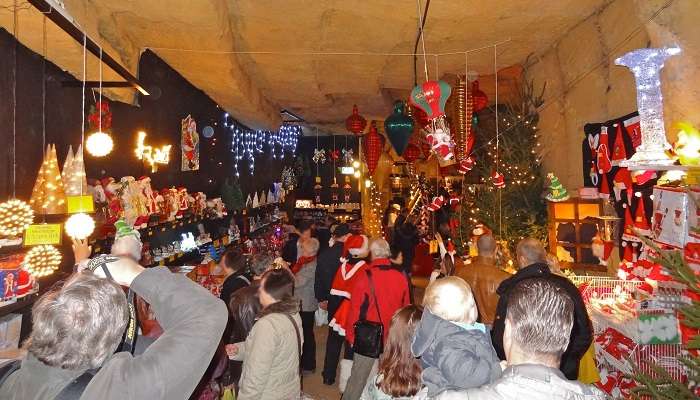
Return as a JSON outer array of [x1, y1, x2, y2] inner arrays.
[[281, 233, 300, 264], [220, 270, 253, 310], [412, 309, 502, 397], [0, 267, 228, 400], [393, 222, 419, 274], [491, 263, 593, 380], [314, 242, 344, 304], [226, 283, 262, 388]]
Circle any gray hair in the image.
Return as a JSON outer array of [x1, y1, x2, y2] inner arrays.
[[249, 254, 274, 277], [111, 236, 142, 261], [477, 234, 497, 256], [369, 238, 391, 259], [516, 238, 547, 268], [27, 271, 129, 370], [506, 278, 574, 358]]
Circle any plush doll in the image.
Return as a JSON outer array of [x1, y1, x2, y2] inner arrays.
[[176, 187, 189, 219], [139, 176, 159, 217], [168, 188, 180, 221]]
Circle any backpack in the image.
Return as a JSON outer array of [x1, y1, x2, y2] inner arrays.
[[0, 359, 97, 399]]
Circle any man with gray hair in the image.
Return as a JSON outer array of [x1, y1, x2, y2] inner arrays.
[[0, 253, 227, 399], [436, 278, 606, 399], [456, 234, 510, 325], [491, 238, 593, 381]]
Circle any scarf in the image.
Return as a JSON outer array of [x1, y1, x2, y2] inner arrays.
[[291, 255, 317, 275]]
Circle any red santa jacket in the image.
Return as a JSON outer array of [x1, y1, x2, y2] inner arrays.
[[345, 258, 410, 345]]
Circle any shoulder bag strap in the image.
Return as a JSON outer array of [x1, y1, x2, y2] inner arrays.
[[366, 270, 382, 326], [55, 370, 98, 400], [284, 314, 303, 392]]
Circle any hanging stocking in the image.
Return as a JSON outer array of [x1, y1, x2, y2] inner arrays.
[[597, 126, 613, 174], [623, 114, 642, 149]]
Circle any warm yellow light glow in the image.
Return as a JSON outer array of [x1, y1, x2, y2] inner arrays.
[[365, 179, 372, 188], [353, 170, 361, 178], [65, 212, 95, 240], [352, 160, 360, 169], [675, 123, 700, 166], [135, 131, 172, 172], [0, 199, 34, 237], [24, 245, 62, 277], [85, 132, 114, 157]]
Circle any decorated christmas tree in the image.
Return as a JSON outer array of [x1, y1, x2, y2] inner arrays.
[[61, 145, 74, 184], [465, 73, 547, 249], [545, 172, 570, 202], [30, 144, 67, 214]]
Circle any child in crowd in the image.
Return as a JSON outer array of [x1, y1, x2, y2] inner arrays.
[[411, 276, 502, 397], [362, 305, 428, 400]]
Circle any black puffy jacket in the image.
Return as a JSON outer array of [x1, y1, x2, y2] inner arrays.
[[490, 263, 593, 380]]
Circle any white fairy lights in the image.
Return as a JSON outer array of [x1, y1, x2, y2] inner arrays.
[[226, 110, 301, 176], [615, 47, 681, 168]]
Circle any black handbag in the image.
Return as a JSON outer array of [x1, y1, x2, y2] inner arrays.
[[352, 270, 384, 358]]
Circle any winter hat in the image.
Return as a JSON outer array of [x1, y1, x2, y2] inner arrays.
[[112, 219, 142, 261], [634, 196, 651, 236], [343, 234, 369, 258], [611, 123, 627, 166]]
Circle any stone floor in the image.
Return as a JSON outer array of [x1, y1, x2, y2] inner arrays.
[[303, 326, 343, 400]]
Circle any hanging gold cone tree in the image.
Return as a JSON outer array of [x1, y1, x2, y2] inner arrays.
[[30, 144, 67, 214], [61, 145, 74, 184], [64, 144, 88, 196]]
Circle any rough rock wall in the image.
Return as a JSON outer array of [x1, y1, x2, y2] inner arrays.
[[529, 0, 699, 191]]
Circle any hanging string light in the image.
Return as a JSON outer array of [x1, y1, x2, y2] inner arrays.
[[229, 117, 301, 174], [23, 245, 62, 277], [65, 212, 96, 240], [0, 5, 34, 239], [85, 46, 113, 157]]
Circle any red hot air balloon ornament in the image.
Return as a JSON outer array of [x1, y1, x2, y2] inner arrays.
[[410, 80, 455, 161], [346, 105, 367, 136]]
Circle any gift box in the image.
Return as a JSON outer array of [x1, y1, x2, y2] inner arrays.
[[652, 186, 693, 249]]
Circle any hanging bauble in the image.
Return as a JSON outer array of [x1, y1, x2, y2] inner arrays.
[[363, 122, 384, 175], [384, 101, 414, 155], [471, 80, 488, 113], [403, 143, 421, 163], [23, 244, 62, 277], [345, 104, 367, 135], [65, 212, 95, 240], [410, 80, 452, 120], [0, 199, 34, 237], [86, 131, 114, 157]]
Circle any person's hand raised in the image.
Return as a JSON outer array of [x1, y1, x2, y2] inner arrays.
[[72, 238, 92, 263]]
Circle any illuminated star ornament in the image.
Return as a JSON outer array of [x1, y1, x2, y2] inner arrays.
[[615, 46, 681, 168]]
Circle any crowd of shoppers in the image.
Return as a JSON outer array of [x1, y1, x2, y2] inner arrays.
[[0, 212, 606, 400]]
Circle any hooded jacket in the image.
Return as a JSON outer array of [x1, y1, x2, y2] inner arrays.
[[411, 309, 501, 397], [490, 263, 593, 380], [0, 267, 228, 400], [232, 297, 303, 400], [433, 364, 607, 400]]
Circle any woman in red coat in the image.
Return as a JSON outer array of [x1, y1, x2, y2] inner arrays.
[[342, 238, 410, 400]]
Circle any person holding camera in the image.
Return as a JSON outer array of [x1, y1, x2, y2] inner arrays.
[[0, 241, 228, 400]]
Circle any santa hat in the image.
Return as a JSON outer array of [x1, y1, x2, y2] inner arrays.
[[611, 123, 627, 166], [160, 188, 170, 195], [622, 241, 634, 264], [613, 168, 633, 203], [634, 196, 651, 236], [622, 203, 640, 242], [632, 170, 657, 186], [598, 173, 611, 199], [343, 234, 369, 258], [101, 177, 115, 187]]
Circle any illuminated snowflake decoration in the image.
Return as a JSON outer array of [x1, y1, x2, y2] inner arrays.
[[312, 149, 326, 164]]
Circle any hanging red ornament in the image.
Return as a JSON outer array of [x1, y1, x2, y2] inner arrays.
[[491, 171, 505, 188], [345, 104, 367, 136], [363, 122, 384, 175], [402, 143, 421, 163], [471, 80, 489, 113]]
